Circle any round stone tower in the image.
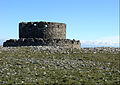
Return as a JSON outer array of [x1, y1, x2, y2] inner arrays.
[[19, 21, 66, 39], [3, 21, 81, 49]]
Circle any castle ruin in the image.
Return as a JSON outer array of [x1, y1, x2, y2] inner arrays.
[[3, 21, 81, 49]]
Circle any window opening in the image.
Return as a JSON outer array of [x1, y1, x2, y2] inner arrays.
[[45, 25, 48, 28], [34, 24, 37, 26]]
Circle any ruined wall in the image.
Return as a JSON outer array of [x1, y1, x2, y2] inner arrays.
[[3, 21, 81, 49], [19, 22, 66, 39], [3, 39, 81, 49]]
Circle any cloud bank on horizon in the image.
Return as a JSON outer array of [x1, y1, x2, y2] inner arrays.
[[81, 36, 119, 47], [81, 40, 119, 47]]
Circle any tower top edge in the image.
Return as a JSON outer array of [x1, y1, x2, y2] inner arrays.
[[19, 21, 66, 25]]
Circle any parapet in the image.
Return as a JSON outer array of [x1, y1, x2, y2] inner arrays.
[[19, 21, 66, 39]]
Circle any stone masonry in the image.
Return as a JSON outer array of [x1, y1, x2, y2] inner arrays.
[[3, 21, 81, 49], [19, 22, 66, 39]]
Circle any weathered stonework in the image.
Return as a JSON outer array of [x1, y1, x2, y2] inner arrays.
[[3, 38, 81, 49], [3, 21, 81, 49], [19, 22, 66, 39]]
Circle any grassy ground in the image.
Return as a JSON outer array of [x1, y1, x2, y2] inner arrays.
[[0, 47, 119, 85]]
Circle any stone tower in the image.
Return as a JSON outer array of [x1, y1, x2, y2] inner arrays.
[[3, 21, 81, 49], [19, 22, 66, 39]]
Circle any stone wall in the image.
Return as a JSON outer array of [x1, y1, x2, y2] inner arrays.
[[19, 22, 66, 39], [3, 21, 81, 49], [3, 38, 81, 49]]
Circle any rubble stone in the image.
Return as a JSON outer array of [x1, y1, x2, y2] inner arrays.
[[3, 21, 81, 49]]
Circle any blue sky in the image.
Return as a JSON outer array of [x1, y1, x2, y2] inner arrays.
[[0, 0, 119, 47]]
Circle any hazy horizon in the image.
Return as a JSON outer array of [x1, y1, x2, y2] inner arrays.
[[0, 0, 119, 47]]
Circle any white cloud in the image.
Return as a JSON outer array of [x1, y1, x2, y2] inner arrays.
[[81, 36, 119, 47]]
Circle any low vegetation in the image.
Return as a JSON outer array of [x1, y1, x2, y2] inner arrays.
[[0, 47, 119, 85]]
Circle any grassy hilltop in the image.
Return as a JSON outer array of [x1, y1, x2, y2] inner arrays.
[[0, 47, 119, 85]]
